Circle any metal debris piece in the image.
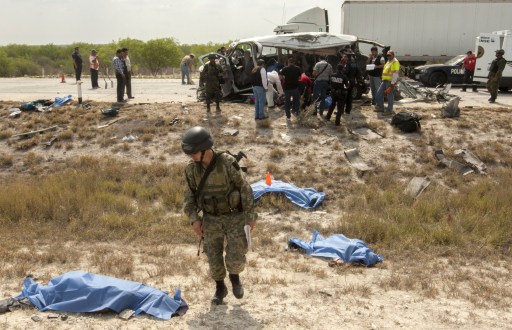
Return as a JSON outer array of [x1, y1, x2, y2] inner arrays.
[[97, 118, 121, 129], [349, 127, 383, 140], [12, 125, 60, 138], [441, 97, 460, 118], [47, 313, 59, 319], [31, 315, 41, 322], [41, 136, 57, 148], [398, 80, 457, 103], [344, 148, 372, 172], [169, 117, 181, 126], [319, 290, 333, 297], [319, 137, 337, 145], [118, 309, 135, 320], [435, 150, 474, 175], [9, 110, 22, 118], [122, 134, 138, 142], [222, 129, 239, 136], [405, 176, 431, 199], [60, 315, 68, 321], [280, 133, 291, 143], [454, 149, 486, 174]]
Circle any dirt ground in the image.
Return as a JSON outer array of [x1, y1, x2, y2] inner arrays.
[[0, 89, 511, 329]]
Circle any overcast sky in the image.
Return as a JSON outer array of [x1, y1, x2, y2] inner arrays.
[[0, 0, 343, 45]]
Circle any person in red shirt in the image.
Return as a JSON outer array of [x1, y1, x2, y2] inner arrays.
[[298, 73, 312, 109], [462, 51, 477, 92]]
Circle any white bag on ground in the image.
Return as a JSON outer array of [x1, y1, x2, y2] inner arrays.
[[442, 96, 460, 118]]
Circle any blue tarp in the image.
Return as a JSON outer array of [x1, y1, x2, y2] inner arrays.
[[16, 271, 188, 320], [52, 95, 73, 107], [251, 180, 325, 209], [289, 230, 384, 267]]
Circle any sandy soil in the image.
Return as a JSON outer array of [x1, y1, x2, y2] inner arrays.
[[0, 88, 511, 329]]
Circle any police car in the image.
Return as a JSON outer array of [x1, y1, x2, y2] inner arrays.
[[409, 55, 466, 87]]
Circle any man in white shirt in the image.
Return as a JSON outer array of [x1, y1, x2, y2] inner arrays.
[[266, 69, 283, 108]]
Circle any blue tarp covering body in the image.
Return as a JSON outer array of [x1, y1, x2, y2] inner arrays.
[[251, 180, 325, 209], [52, 95, 73, 107], [16, 271, 187, 320], [289, 230, 384, 267]]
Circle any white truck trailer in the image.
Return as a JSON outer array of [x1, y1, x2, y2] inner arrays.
[[341, 0, 512, 66]]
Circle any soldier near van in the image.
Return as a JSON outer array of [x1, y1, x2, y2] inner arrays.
[[200, 54, 224, 112], [461, 50, 476, 92], [325, 64, 349, 126], [487, 49, 507, 103], [341, 52, 359, 114], [182, 127, 257, 305]]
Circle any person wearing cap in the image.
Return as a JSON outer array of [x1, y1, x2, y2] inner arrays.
[[71, 46, 83, 83], [311, 56, 333, 116], [181, 53, 195, 85], [487, 49, 507, 103], [89, 49, 100, 89], [182, 126, 257, 305], [199, 54, 224, 112], [375, 49, 400, 114], [461, 50, 476, 92]]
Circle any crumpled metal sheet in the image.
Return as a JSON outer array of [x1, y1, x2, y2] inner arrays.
[[344, 148, 372, 171]]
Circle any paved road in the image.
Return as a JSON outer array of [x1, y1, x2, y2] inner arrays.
[[0, 78, 511, 107], [0, 78, 199, 104]]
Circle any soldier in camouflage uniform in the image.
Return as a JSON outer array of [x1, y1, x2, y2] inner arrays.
[[182, 126, 257, 305], [200, 54, 224, 112], [487, 49, 507, 103]]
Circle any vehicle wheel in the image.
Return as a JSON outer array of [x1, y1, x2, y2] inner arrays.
[[499, 87, 510, 92], [428, 72, 447, 87]]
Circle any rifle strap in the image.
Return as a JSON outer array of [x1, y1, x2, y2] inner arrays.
[[194, 151, 223, 200]]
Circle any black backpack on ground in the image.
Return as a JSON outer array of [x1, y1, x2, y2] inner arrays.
[[391, 112, 421, 133]]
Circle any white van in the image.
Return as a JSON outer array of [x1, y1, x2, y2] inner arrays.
[[474, 30, 512, 91]]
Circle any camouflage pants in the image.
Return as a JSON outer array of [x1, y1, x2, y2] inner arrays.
[[202, 212, 248, 281], [487, 73, 500, 98], [205, 84, 222, 105]]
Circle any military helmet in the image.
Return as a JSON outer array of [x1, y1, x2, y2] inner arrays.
[[207, 53, 217, 59], [181, 126, 214, 154], [496, 49, 505, 55]]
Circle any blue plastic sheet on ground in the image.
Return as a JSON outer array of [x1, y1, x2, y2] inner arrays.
[[52, 95, 73, 107], [251, 180, 325, 209], [16, 271, 188, 320], [288, 230, 384, 267]]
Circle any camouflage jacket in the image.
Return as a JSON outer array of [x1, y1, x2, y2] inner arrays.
[[199, 62, 223, 87], [184, 150, 257, 224]]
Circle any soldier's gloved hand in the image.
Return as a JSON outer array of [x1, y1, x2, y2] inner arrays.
[[192, 221, 203, 237]]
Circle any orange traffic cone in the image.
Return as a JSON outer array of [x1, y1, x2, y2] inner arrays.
[[60, 72, 66, 83], [265, 171, 272, 185]]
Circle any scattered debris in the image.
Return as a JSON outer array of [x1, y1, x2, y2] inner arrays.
[[349, 127, 383, 140], [118, 309, 135, 320], [181, 104, 189, 115], [405, 176, 431, 199], [318, 290, 333, 297], [280, 133, 291, 143], [60, 315, 68, 321], [398, 80, 456, 103], [122, 134, 138, 142], [319, 137, 337, 145], [82, 103, 92, 110], [47, 313, 59, 319], [41, 136, 57, 148], [441, 96, 461, 118], [97, 118, 121, 129], [435, 150, 474, 175], [9, 110, 22, 118], [31, 315, 41, 322], [455, 149, 486, 174], [222, 128, 239, 136], [101, 107, 119, 117], [169, 117, 181, 126], [12, 125, 60, 138], [344, 148, 372, 172]]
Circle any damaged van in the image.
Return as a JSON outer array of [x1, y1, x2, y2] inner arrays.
[[198, 32, 384, 101]]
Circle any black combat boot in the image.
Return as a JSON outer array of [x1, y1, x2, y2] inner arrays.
[[216, 102, 221, 112], [229, 274, 244, 299], [211, 280, 228, 305], [206, 103, 211, 112]]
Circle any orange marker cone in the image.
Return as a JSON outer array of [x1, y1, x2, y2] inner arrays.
[[265, 171, 272, 185], [60, 72, 66, 83]]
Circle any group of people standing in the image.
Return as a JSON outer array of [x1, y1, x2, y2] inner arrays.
[[71, 46, 134, 102]]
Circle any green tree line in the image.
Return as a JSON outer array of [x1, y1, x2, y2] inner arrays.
[[0, 38, 228, 77]]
